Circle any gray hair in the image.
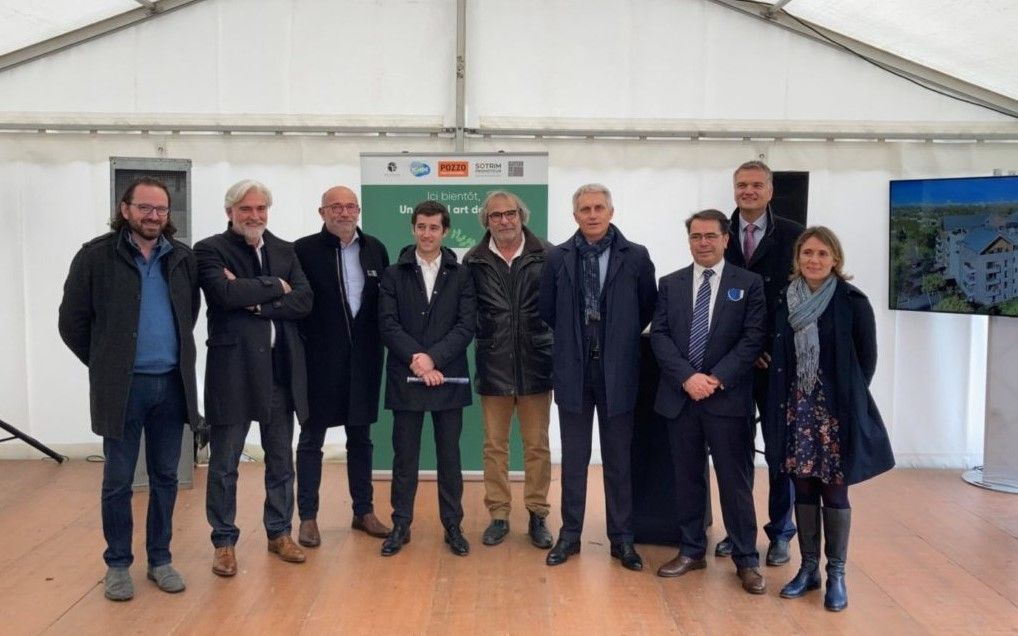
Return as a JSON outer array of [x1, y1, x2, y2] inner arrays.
[[224, 179, 273, 209], [572, 183, 613, 212], [478, 190, 531, 228], [733, 160, 773, 185]]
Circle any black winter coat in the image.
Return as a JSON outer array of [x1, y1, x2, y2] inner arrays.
[[195, 227, 313, 426], [379, 246, 475, 411], [58, 230, 200, 440], [725, 206, 804, 323], [295, 227, 389, 427], [763, 279, 895, 485], [463, 227, 553, 396]]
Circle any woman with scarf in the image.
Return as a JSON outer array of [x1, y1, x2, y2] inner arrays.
[[763, 226, 894, 612]]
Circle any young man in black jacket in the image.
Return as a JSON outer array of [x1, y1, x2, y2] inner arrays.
[[378, 200, 476, 557]]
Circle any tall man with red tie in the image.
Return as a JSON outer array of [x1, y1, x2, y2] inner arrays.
[[718, 160, 805, 565]]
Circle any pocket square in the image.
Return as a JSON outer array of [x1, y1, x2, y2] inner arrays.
[[367, 269, 379, 277], [727, 288, 745, 301]]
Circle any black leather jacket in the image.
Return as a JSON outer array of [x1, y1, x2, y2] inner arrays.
[[464, 226, 553, 396]]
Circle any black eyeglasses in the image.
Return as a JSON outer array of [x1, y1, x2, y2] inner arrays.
[[131, 203, 170, 216], [487, 209, 519, 222]]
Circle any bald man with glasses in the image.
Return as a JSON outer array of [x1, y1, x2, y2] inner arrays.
[[294, 186, 392, 548]]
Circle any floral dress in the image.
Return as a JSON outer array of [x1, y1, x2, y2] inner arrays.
[[784, 369, 844, 484]]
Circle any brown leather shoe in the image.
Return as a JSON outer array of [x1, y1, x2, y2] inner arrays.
[[212, 546, 237, 577], [298, 519, 321, 548], [351, 512, 391, 538], [267, 535, 306, 563], [737, 567, 767, 594], [657, 554, 707, 578]]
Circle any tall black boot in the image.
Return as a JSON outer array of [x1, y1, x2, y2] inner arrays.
[[780, 504, 821, 598], [822, 507, 851, 612]]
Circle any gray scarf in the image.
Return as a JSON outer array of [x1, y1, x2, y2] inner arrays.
[[786, 275, 837, 394]]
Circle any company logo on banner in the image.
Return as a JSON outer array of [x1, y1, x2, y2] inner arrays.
[[410, 161, 431, 177], [473, 161, 503, 177], [438, 161, 469, 177]]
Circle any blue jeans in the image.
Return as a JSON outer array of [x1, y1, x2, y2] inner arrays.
[[206, 381, 296, 547], [101, 372, 186, 568]]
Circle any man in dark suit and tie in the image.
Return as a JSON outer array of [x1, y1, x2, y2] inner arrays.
[[650, 209, 767, 594], [717, 160, 805, 565], [195, 180, 314, 577], [539, 183, 657, 571]]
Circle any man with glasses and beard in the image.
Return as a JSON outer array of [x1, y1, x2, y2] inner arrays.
[[59, 177, 200, 601], [195, 180, 313, 577]]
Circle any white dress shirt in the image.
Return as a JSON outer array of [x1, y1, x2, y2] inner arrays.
[[691, 259, 726, 328]]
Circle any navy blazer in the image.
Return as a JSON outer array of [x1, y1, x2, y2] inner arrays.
[[539, 225, 657, 417], [650, 262, 766, 419]]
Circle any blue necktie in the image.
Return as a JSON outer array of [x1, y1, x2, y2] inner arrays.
[[689, 269, 714, 371]]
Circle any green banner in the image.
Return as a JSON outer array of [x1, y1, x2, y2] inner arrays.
[[360, 153, 549, 472]]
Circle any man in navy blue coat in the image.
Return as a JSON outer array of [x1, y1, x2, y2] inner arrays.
[[538, 183, 657, 571], [650, 209, 768, 594]]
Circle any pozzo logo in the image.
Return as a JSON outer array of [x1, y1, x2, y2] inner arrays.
[[410, 161, 431, 177]]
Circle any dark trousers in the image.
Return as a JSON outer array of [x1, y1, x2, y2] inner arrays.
[[558, 358, 635, 544], [206, 381, 296, 547], [101, 371, 185, 568], [296, 422, 375, 520], [752, 367, 796, 542], [390, 409, 464, 528], [669, 401, 760, 568]]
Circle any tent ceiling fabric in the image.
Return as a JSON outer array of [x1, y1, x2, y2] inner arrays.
[[0, 0, 1015, 104], [757, 0, 1018, 101], [0, 0, 139, 56]]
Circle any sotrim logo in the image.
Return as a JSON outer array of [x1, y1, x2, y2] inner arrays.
[[410, 161, 431, 177]]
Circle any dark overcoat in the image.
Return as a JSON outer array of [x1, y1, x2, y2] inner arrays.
[[295, 227, 389, 427], [538, 225, 657, 417], [763, 279, 895, 485], [194, 227, 313, 426], [650, 263, 766, 419], [724, 205, 804, 322], [463, 226, 553, 396], [59, 230, 201, 439], [379, 245, 476, 411]]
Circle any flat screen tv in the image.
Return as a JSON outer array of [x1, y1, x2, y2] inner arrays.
[[890, 175, 1018, 315]]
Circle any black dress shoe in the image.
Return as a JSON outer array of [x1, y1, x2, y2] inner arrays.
[[610, 542, 644, 571], [482, 520, 509, 546], [528, 512, 553, 549], [546, 538, 580, 566], [380, 524, 411, 556], [715, 536, 733, 557], [766, 539, 791, 566], [444, 525, 470, 556]]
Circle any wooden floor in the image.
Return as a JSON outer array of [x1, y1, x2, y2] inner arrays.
[[1, 460, 1016, 636]]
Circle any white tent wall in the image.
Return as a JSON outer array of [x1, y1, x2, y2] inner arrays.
[[0, 0, 1013, 465]]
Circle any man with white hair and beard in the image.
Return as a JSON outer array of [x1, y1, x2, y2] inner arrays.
[[195, 180, 314, 577]]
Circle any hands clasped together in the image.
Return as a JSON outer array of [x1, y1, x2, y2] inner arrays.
[[410, 352, 445, 386]]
